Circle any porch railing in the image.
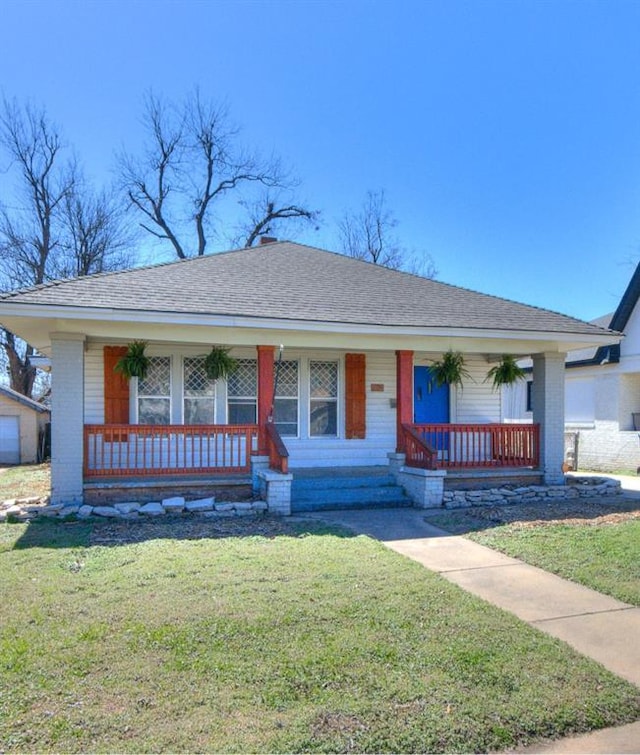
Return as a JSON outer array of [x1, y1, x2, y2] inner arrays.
[[405, 423, 540, 470], [402, 423, 438, 470], [84, 424, 259, 477], [265, 421, 289, 474]]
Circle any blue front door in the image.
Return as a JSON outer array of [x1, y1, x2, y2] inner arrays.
[[414, 366, 450, 424]]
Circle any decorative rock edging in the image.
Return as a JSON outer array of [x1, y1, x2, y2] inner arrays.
[[443, 476, 622, 509], [0, 495, 268, 523]]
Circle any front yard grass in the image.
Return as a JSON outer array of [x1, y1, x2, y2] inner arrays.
[[1, 517, 639, 753], [469, 520, 640, 606], [0, 462, 50, 500], [430, 504, 640, 606]]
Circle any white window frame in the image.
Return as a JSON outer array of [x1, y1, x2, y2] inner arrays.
[[135, 355, 172, 425], [182, 356, 216, 425], [273, 359, 300, 438], [308, 359, 339, 438], [226, 359, 258, 425]]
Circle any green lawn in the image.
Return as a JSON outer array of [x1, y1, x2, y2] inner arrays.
[[429, 504, 640, 607], [1, 518, 639, 753], [468, 520, 640, 606]]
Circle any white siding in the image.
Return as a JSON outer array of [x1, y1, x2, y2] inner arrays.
[[282, 349, 397, 468], [84, 341, 105, 423], [451, 356, 502, 423]]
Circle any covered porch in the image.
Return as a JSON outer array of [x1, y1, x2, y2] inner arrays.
[[54, 337, 570, 510]]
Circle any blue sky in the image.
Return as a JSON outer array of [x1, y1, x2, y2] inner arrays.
[[2, 0, 640, 322]]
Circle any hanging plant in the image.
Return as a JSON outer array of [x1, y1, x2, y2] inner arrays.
[[428, 350, 471, 390], [485, 354, 526, 390], [204, 346, 238, 381], [114, 340, 150, 381]]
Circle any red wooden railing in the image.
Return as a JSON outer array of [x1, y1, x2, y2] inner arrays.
[[405, 423, 540, 470], [84, 424, 259, 477], [401, 423, 438, 470], [265, 422, 289, 474]]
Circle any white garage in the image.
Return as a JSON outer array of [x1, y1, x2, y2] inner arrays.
[[0, 386, 49, 464], [0, 415, 20, 464]]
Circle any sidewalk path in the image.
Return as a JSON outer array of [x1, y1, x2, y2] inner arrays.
[[304, 506, 640, 753]]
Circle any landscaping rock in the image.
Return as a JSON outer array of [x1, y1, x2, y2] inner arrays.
[[139, 502, 165, 516], [93, 506, 120, 518], [115, 502, 141, 514], [162, 496, 185, 513], [185, 497, 215, 512], [78, 505, 94, 518]]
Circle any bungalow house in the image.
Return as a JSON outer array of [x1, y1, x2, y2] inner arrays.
[[0, 240, 618, 512], [506, 261, 640, 472]]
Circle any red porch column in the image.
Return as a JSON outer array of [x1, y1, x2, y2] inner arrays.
[[257, 345, 275, 454], [396, 350, 414, 452]]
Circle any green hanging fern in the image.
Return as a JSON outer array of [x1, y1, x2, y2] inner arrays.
[[114, 340, 150, 381], [485, 354, 526, 390], [428, 350, 471, 390], [204, 346, 238, 381]]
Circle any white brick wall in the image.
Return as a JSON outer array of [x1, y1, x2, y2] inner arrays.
[[532, 352, 565, 485], [574, 421, 640, 472], [51, 335, 85, 504]]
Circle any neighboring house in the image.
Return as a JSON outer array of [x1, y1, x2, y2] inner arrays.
[[0, 240, 617, 508], [505, 261, 640, 472], [0, 385, 49, 464]]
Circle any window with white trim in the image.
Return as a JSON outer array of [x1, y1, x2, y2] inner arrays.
[[273, 360, 299, 436], [227, 359, 257, 424], [183, 357, 216, 424], [138, 356, 171, 424], [309, 360, 338, 436]]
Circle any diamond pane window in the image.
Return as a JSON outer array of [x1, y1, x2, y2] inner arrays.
[[310, 361, 338, 437], [228, 359, 257, 424], [183, 357, 215, 424], [274, 360, 298, 437], [138, 357, 171, 424]]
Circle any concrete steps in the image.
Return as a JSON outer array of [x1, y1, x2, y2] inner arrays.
[[291, 469, 412, 512]]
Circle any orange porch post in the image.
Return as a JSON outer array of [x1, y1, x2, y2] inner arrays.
[[396, 350, 414, 452], [257, 345, 275, 455]]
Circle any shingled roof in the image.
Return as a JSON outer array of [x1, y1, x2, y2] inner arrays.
[[0, 241, 614, 337]]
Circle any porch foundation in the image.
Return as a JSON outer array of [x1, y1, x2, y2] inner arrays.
[[251, 455, 270, 493], [396, 466, 446, 508], [258, 469, 293, 515], [387, 452, 406, 480]]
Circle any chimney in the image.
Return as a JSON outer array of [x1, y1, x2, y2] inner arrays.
[[259, 236, 278, 245]]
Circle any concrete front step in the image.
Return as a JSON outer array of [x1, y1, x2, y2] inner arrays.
[[292, 473, 398, 492], [291, 470, 412, 512], [293, 497, 412, 512]]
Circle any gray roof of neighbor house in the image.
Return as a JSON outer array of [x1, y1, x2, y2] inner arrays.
[[0, 385, 49, 413], [0, 241, 617, 337]]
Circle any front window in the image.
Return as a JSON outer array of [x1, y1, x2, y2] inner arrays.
[[183, 357, 216, 424], [309, 360, 338, 436], [138, 357, 171, 424], [227, 359, 257, 424], [273, 360, 299, 436]]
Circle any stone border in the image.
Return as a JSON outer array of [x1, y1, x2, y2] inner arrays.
[[444, 476, 623, 509], [0, 495, 268, 523]]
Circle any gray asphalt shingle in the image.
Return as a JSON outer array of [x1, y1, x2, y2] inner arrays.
[[0, 241, 613, 337]]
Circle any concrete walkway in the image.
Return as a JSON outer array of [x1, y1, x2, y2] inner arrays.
[[304, 506, 640, 754]]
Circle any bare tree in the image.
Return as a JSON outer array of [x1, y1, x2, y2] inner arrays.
[[0, 100, 133, 396], [59, 184, 133, 278], [338, 189, 437, 278], [120, 91, 318, 257]]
